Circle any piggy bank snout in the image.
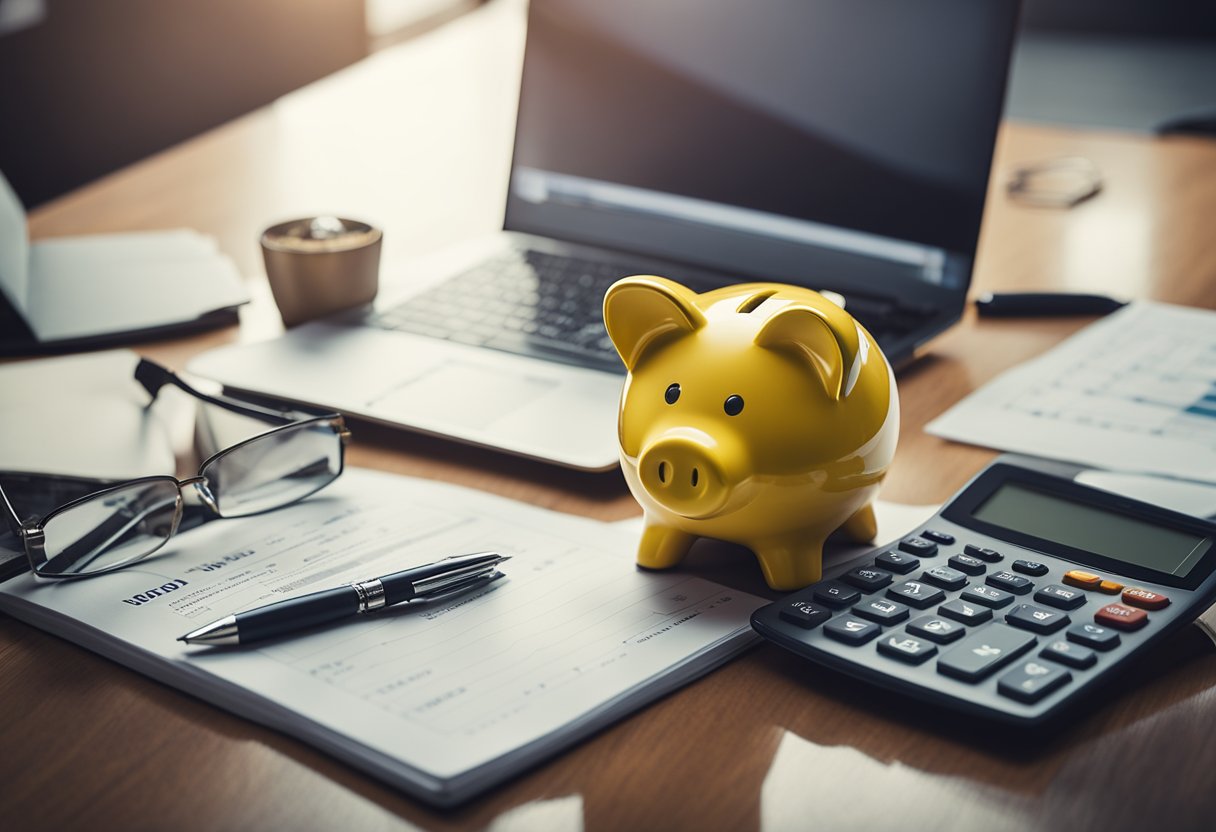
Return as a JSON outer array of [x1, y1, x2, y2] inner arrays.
[[637, 436, 729, 519]]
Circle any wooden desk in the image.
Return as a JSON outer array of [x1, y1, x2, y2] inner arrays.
[[7, 2, 1216, 829]]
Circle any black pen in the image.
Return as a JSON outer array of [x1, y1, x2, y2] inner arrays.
[[178, 552, 509, 646], [974, 291, 1127, 318]]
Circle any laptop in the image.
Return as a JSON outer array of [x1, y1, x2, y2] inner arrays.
[[190, 0, 1021, 471]]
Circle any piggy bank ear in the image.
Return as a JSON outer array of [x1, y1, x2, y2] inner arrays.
[[603, 276, 706, 371], [754, 304, 862, 400]]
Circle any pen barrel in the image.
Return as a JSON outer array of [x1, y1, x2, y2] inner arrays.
[[235, 586, 360, 643]]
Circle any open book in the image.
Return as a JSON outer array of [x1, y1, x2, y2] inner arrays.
[[0, 468, 763, 806], [0, 171, 248, 353]]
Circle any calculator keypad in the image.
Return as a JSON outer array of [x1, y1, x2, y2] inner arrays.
[[756, 520, 1190, 725]]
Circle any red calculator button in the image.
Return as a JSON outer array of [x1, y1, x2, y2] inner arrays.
[[1122, 588, 1170, 611], [1064, 570, 1102, 590], [1095, 603, 1148, 631]]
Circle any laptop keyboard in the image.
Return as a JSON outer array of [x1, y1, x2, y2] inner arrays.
[[369, 248, 936, 373], [371, 249, 655, 372]]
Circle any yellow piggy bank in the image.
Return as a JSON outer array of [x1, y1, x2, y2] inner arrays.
[[603, 276, 899, 590]]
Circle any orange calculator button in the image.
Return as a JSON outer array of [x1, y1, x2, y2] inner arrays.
[[1122, 588, 1170, 611], [1063, 570, 1102, 590], [1095, 603, 1148, 631], [1097, 580, 1123, 594]]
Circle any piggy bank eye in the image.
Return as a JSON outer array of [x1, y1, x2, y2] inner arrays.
[[664, 383, 681, 405], [723, 395, 744, 416]]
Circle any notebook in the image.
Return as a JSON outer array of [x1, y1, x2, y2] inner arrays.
[[0, 467, 764, 807], [190, 0, 1020, 470], [0, 171, 248, 355]]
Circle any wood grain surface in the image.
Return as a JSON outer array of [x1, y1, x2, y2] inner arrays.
[[6, 2, 1216, 829]]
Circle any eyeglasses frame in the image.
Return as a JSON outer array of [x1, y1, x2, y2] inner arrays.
[[0, 359, 350, 580]]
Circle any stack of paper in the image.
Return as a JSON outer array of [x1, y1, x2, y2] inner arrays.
[[0, 171, 248, 350], [0, 468, 764, 806]]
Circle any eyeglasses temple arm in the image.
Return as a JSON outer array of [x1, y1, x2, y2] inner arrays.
[[134, 358, 299, 425], [0, 482, 24, 537]]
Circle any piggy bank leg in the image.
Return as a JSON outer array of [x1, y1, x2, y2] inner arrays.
[[838, 502, 878, 543], [750, 537, 826, 590], [636, 523, 696, 570]]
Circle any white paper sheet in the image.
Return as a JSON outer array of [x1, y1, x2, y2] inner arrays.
[[0, 468, 763, 805], [927, 302, 1216, 484], [0, 169, 248, 342]]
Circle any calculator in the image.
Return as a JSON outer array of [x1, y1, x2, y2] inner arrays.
[[750, 456, 1216, 725]]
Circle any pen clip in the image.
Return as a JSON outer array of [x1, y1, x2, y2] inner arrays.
[[413, 561, 503, 598], [413, 570, 504, 605]]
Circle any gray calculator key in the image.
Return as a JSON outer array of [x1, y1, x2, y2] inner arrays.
[[823, 615, 881, 645], [878, 634, 938, 664], [907, 614, 967, 644], [875, 550, 919, 574], [887, 580, 946, 609], [961, 583, 1015, 609], [813, 581, 861, 609], [987, 571, 1034, 595], [948, 554, 986, 576], [998, 659, 1073, 703], [1041, 639, 1097, 669], [963, 544, 1003, 563], [1035, 584, 1086, 611], [1066, 622, 1122, 651], [853, 598, 910, 624], [921, 530, 955, 545], [1012, 559, 1049, 577], [921, 565, 968, 591], [842, 566, 894, 592], [779, 599, 833, 629], [899, 537, 938, 557], [937, 623, 1037, 682], [1006, 603, 1071, 634], [938, 598, 994, 625]]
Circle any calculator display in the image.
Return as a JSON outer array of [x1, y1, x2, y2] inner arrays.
[[971, 482, 1212, 578]]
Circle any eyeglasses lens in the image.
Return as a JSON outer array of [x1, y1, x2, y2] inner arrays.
[[201, 421, 342, 518], [39, 479, 181, 577]]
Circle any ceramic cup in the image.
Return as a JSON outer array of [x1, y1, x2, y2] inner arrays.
[[260, 216, 382, 327]]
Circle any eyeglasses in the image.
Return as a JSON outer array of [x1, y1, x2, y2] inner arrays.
[[1006, 156, 1103, 208], [0, 359, 350, 579]]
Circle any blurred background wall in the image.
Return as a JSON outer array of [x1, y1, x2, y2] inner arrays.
[[0, 0, 1213, 210]]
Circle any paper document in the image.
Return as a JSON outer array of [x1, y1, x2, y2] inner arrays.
[[0, 171, 248, 345], [927, 302, 1216, 484], [0, 468, 763, 806]]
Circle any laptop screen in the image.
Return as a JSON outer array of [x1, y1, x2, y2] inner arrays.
[[505, 0, 1020, 295]]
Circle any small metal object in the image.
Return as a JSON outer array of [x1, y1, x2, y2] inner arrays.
[[351, 578, 388, 613]]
